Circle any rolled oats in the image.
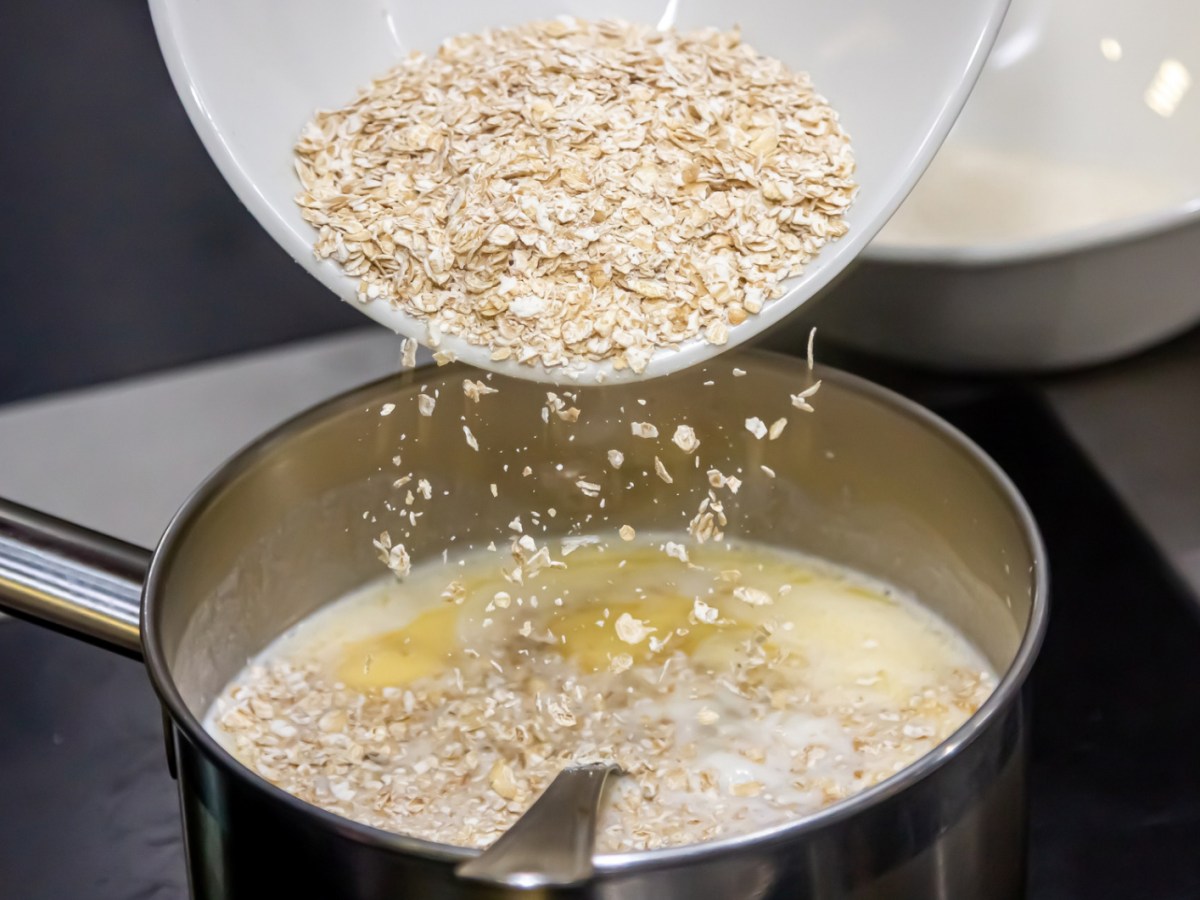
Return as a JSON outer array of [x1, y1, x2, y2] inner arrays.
[[671, 425, 700, 454], [745, 417, 768, 439], [463, 379, 498, 402], [791, 380, 822, 413], [653, 456, 673, 484], [294, 19, 855, 376], [615, 612, 655, 644], [733, 585, 773, 607], [631, 422, 658, 440]]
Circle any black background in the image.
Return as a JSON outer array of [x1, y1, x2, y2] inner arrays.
[[0, 0, 361, 405]]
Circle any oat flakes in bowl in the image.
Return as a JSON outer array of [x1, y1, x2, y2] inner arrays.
[[294, 18, 856, 380]]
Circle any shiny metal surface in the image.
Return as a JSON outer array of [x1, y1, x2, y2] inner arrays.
[[457, 764, 622, 888], [0, 350, 1048, 897], [0, 500, 148, 658], [147, 351, 1046, 897]]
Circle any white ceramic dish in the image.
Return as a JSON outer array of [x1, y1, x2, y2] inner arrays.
[[149, 0, 1008, 383], [812, 0, 1200, 371]]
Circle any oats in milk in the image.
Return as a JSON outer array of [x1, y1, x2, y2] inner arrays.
[[208, 537, 994, 852]]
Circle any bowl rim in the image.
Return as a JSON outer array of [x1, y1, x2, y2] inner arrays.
[[867, 182, 1200, 268], [142, 350, 1049, 873]]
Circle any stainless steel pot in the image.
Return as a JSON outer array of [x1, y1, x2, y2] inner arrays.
[[0, 351, 1047, 899]]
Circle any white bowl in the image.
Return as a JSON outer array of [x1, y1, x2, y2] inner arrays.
[[812, 0, 1200, 371], [149, 0, 1007, 383]]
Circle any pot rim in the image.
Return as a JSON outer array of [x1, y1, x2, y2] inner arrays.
[[142, 350, 1049, 872]]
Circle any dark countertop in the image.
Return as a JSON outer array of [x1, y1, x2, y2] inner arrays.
[[942, 388, 1200, 899]]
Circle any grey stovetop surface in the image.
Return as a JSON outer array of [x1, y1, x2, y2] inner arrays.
[[0, 331, 404, 547]]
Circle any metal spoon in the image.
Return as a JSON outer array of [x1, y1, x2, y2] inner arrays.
[[456, 763, 622, 889]]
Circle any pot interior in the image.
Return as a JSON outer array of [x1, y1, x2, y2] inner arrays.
[[149, 351, 1039, 744]]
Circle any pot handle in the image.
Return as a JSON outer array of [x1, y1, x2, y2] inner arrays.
[[0, 499, 149, 660]]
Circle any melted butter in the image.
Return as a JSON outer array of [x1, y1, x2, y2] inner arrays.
[[337, 603, 459, 687], [309, 538, 980, 703]]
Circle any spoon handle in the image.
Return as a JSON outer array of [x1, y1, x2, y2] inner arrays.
[[455, 763, 621, 889]]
